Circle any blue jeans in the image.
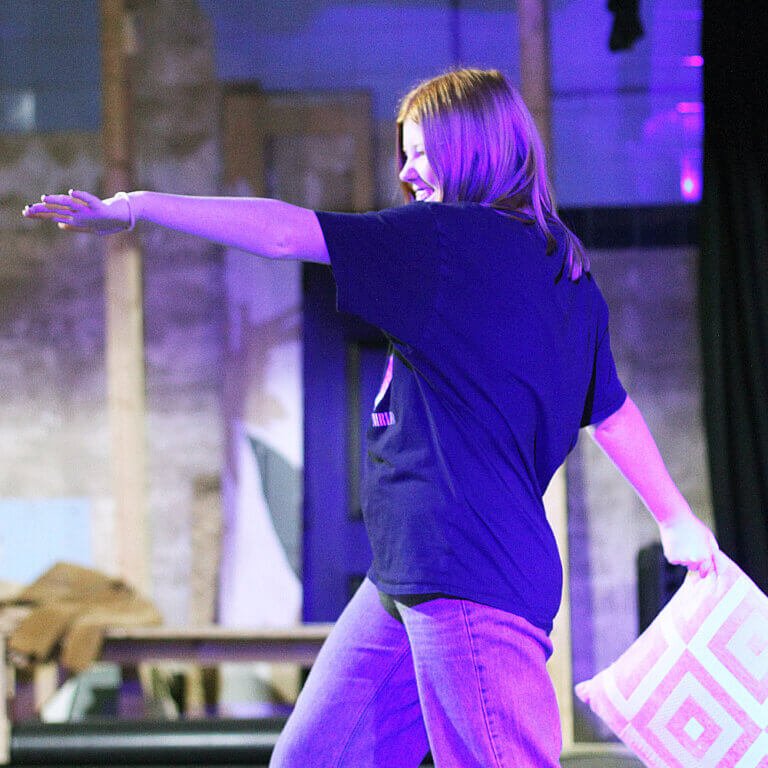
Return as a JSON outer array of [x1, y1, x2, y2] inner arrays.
[[269, 577, 562, 767]]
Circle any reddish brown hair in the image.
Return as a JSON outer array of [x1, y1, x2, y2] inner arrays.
[[396, 67, 589, 281]]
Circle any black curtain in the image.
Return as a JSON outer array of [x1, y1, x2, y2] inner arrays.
[[699, 3, 768, 590]]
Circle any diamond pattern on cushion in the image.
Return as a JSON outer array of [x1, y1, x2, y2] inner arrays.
[[666, 695, 722, 759], [575, 552, 768, 767], [708, 592, 768, 705]]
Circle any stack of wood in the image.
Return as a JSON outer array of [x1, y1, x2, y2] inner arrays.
[[0, 563, 161, 672]]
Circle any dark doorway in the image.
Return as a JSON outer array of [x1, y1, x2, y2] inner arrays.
[[302, 262, 389, 621]]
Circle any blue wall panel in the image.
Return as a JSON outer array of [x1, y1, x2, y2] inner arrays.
[[0, 0, 100, 132]]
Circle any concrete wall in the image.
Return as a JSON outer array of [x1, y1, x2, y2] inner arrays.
[[0, 134, 111, 575], [568, 243, 712, 739]]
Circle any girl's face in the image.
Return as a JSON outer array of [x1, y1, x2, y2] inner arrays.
[[399, 118, 442, 202]]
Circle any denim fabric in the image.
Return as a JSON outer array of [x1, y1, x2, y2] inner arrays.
[[270, 577, 562, 768]]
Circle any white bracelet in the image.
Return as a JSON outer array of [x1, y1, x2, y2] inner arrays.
[[114, 191, 135, 231]]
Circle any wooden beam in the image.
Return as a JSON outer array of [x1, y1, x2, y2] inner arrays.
[[543, 466, 575, 750], [519, 0, 577, 750], [99, 0, 150, 596], [519, 0, 554, 162], [0, 635, 8, 764]]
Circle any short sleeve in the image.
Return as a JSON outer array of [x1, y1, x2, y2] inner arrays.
[[580, 290, 627, 428], [314, 202, 443, 344]]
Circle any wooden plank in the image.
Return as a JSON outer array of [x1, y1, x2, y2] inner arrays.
[[100, 624, 334, 666], [99, 0, 150, 595], [104, 243, 149, 593], [519, 0, 553, 162], [0, 626, 335, 751], [223, 86, 375, 212], [101, 641, 325, 666], [32, 664, 60, 714], [103, 624, 334, 640], [563, 742, 636, 757], [189, 475, 223, 626], [518, 0, 578, 749], [0, 635, 9, 764], [543, 466, 574, 749]]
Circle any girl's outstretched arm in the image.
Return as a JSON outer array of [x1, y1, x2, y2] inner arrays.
[[23, 190, 330, 264], [586, 394, 721, 578]]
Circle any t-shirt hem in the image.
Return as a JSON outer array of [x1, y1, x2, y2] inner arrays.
[[369, 573, 554, 634]]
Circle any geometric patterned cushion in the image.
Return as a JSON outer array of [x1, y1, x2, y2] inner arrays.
[[575, 551, 768, 767]]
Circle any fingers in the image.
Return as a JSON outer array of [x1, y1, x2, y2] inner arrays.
[[23, 208, 69, 221], [671, 556, 711, 578], [27, 202, 74, 214], [24, 203, 81, 219], [68, 189, 100, 206], [39, 194, 89, 210], [712, 548, 726, 577], [682, 559, 705, 578], [57, 222, 92, 232], [693, 550, 721, 579], [22, 191, 93, 219]]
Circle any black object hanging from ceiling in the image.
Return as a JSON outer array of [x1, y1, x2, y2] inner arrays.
[[607, 0, 644, 51]]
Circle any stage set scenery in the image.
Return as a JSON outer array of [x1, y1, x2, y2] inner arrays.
[[2, 0, 766, 766]]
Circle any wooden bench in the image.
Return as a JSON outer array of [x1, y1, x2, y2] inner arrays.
[[1, 624, 638, 765], [0, 623, 334, 764]]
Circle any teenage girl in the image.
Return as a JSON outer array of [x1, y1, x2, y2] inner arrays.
[[24, 67, 720, 768]]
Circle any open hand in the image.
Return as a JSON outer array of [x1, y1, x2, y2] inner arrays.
[[22, 190, 131, 234], [658, 510, 721, 579]]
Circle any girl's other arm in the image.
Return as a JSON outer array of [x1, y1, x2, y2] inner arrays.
[[585, 395, 720, 577]]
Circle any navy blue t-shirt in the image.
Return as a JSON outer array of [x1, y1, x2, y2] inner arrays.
[[313, 201, 627, 634]]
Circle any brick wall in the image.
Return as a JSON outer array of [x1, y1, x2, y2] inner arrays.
[[0, 1, 225, 626]]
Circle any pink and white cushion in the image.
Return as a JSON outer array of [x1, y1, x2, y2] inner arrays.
[[575, 551, 768, 767]]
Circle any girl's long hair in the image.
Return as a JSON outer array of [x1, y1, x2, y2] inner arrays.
[[396, 67, 589, 281]]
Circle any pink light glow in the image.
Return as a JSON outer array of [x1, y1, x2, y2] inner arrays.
[[683, 55, 704, 67], [680, 155, 702, 202], [677, 102, 703, 114]]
